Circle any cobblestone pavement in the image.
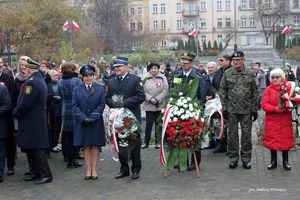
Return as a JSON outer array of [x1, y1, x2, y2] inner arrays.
[[1, 144, 300, 199], [1, 113, 300, 199]]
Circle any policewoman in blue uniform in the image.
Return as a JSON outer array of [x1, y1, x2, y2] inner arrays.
[[106, 57, 145, 180], [13, 59, 52, 185], [171, 52, 207, 171], [73, 65, 106, 180]]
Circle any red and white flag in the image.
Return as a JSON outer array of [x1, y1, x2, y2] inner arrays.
[[62, 20, 69, 31], [281, 26, 292, 34], [72, 20, 81, 32], [188, 29, 198, 37], [271, 24, 277, 31]]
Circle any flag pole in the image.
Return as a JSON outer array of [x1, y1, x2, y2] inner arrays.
[[68, 20, 73, 48]]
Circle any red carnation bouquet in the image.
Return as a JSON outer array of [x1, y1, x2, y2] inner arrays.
[[160, 78, 206, 172]]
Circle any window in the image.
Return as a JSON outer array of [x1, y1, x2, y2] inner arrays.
[[279, 17, 285, 26], [226, 18, 231, 27], [130, 23, 135, 31], [200, 2, 206, 11], [189, 20, 195, 29], [249, 17, 255, 27], [265, 0, 271, 8], [217, 35, 222, 44], [138, 23, 143, 31], [225, 1, 231, 10], [241, 0, 246, 10], [217, 1, 222, 11], [138, 7, 142, 15], [176, 20, 182, 29], [176, 3, 182, 12], [264, 16, 271, 26], [201, 35, 206, 43], [153, 20, 158, 29], [200, 18, 206, 28], [162, 41, 167, 46], [153, 4, 158, 13], [130, 7, 134, 15], [188, 3, 194, 15], [293, 0, 299, 8], [217, 18, 222, 27], [294, 16, 300, 25], [241, 17, 246, 27], [160, 4, 166, 13], [161, 20, 166, 29], [249, 0, 254, 9]]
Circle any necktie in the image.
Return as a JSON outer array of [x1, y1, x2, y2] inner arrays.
[[119, 76, 123, 81], [87, 85, 91, 91]]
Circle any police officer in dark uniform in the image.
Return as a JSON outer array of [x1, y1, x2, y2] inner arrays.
[[106, 56, 145, 180], [171, 52, 207, 171], [13, 59, 52, 185]]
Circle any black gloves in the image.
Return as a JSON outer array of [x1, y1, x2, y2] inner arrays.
[[223, 111, 228, 120], [252, 112, 258, 122], [113, 102, 124, 108], [83, 118, 93, 126]]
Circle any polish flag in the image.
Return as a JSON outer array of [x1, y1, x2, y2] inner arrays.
[[271, 24, 277, 31], [72, 20, 81, 32], [188, 29, 197, 37], [62, 21, 69, 31], [281, 26, 292, 34]]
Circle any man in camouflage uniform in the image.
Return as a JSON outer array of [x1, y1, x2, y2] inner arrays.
[[219, 51, 258, 169]]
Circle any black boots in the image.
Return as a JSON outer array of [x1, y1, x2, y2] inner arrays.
[[267, 150, 291, 170], [282, 150, 291, 170], [267, 150, 277, 170]]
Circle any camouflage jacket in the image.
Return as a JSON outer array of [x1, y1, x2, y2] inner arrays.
[[219, 66, 258, 114]]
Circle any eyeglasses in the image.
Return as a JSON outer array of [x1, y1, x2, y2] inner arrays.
[[218, 59, 226, 62], [271, 76, 281, 80]]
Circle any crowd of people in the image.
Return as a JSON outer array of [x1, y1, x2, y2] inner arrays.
[[0, 50, 299, 184]]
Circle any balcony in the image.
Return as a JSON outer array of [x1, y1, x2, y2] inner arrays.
[[182, 9, 199, 17]]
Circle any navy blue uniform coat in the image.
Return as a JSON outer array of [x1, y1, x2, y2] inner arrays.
[[13, 72, 49, 149], [106, 74, 145, 123], [73, 83, 106, 146], [0, 84, 12, 139]]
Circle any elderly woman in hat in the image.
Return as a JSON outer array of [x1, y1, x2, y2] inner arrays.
[[73, 65, 106, 180], [261, 68, 294, 171], [142, 63, 169, 149]]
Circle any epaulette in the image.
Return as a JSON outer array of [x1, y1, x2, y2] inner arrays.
[[29, 77, 34, 80]]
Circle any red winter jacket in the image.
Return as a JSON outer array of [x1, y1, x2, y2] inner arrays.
[[261, 80, 294, 150]]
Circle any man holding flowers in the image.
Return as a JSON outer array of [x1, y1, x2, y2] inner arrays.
[[170, 52, 207, 171], [219, 51, 258, 169], [106, 56, 145, 180]]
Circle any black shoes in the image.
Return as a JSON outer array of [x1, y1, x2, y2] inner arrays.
[[283, 161, 291, 170], [187, 163, 198, 171], [267, 161, 277, 170], [34, 177, 53, 185], [242, 162, 251, 169], [155, 143, 160, 149], [24, 175, 40, 181], [67, 160, 83, 169], [203, 144, 215, 150], [132, 172, 139, 180], [7, 168, 15, 176], [229, 161, 238, 169], [115, 171, 129, 179], [141, 144, 148, 149], [85, 175, 91, 180], [0, 176, 3, 183]]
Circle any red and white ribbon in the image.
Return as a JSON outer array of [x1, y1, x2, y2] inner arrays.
[[281, 81, 300, 110], [160, 104, 174, 166], [108, 108, 125, 153], [204, 98, 224, 140]]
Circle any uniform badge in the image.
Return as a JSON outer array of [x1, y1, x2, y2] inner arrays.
[[139, 82, 143, 86], [25, 86, 32, 95]]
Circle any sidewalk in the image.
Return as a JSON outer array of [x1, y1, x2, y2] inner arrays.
[[1, 142, 300, 199]]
